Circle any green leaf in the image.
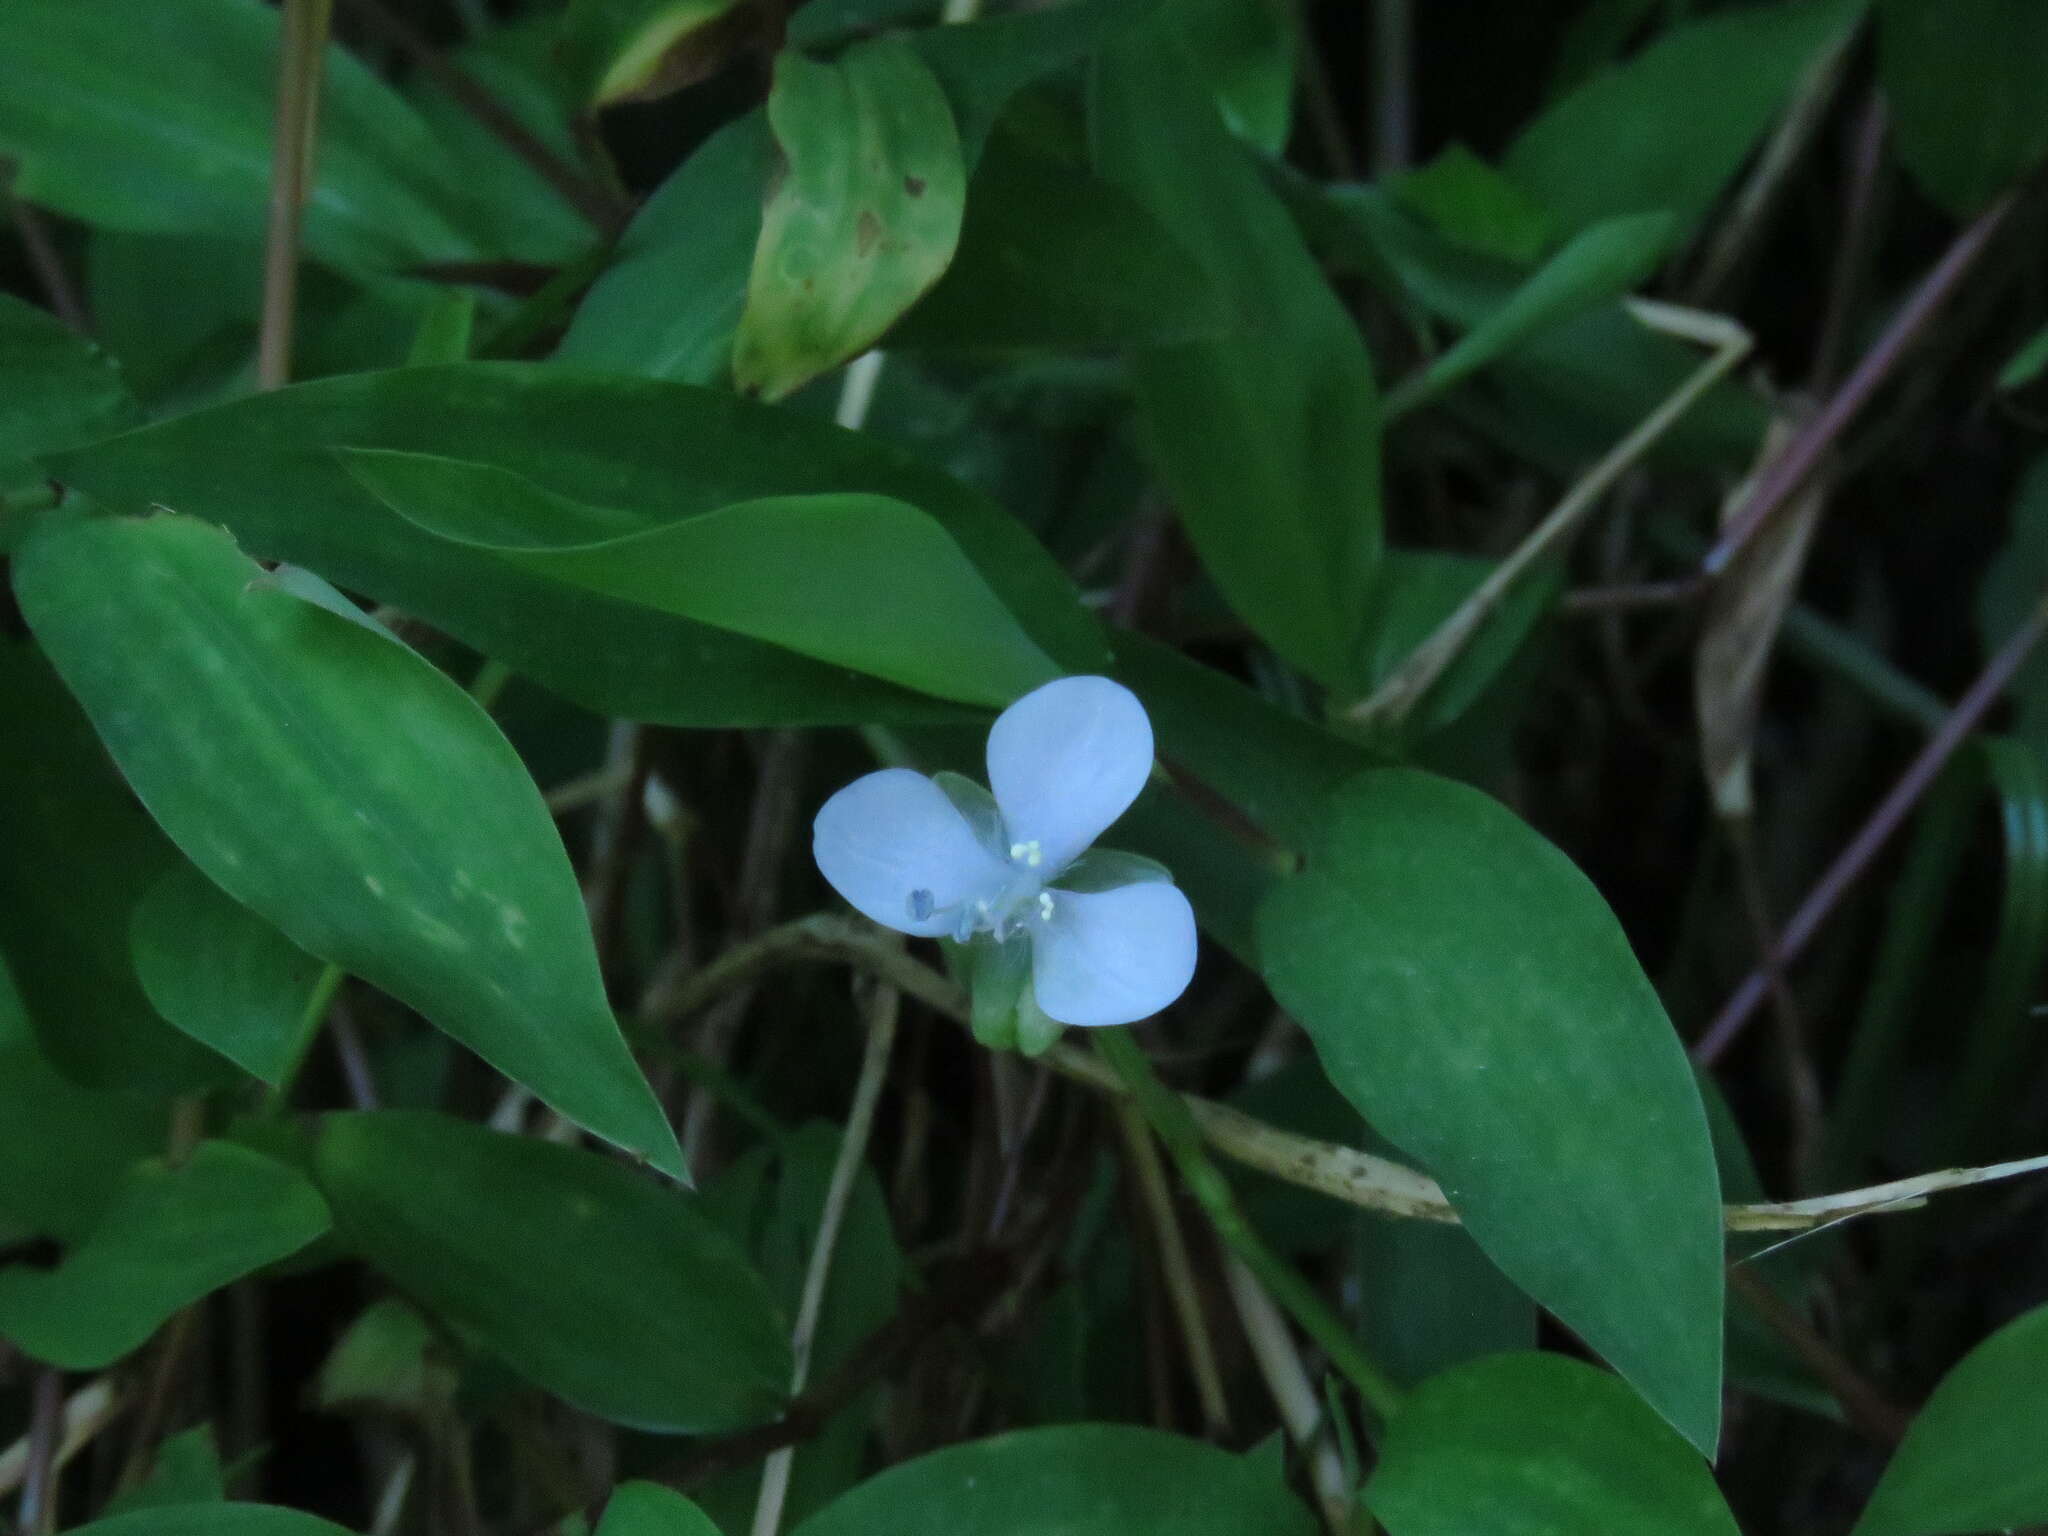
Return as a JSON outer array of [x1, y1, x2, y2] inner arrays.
[[43, 363, 1102, 726], [1387, 211, 1675, 417], [0, 955, 165, 1245], [1178, 0, 1295, 152], [68, 1507, 356, 1536], [556, 113, 774, 386], [1312, 185, 1766, 472], [0, 1140, 329, 1369], [1092, 24, 1381, 689], [86, 231, 266, 404], [0, 294, 141, 477], [1879, 0, 2048, 217], [1393, 144, 1553, 263], [790, 1425, 1318, 1536], [1353, 549, 1563, 738], [131, 862, 329, 1086], [340, 448, 1058, 708], [12, 514, 684, 1176], [908, 0, 1159, 167], [733, 39, 966, 400], [889, 119, 1231, 353], [316, 1298, 458, 1418], [1110, 631, 1375, 852], [103, 1427, 227, 1517], [596, 1483, 723, 1536], [0, 0, 530, 269], [1502, 0, 1859, 236], [560, 1, 1150, 381], [1257, 770, 1724, 1453], [1366, 1354, 1740, 1536], [1977, 455, 2048, 754], [0, 641, 234, 1093], [1852, 1303, 2048, 1535], [312, 1111, 791, 1433], [1997, 320, 2048, 392], [562, 0, 749, 107], [402, 28, 590, 266]]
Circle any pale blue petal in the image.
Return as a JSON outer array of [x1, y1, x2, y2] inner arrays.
[[813, 769, 1012, 937], [1031, 880, 1196, 1027], [986, 675, 1153, 874]]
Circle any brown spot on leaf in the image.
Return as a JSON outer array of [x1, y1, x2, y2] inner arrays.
[[856, 210, 882, 257], [904, 174, 926, 197]]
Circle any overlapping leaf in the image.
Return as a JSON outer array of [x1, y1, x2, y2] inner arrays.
[[13, 514, 683, 1175]]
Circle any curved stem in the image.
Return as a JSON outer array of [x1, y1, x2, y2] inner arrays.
[[645, 914, 2048, 1238]]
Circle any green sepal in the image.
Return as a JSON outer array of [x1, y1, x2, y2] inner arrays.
[[1054, 848, 1174, 893], [968, 934, 1031, 1051], [1014, 983, 1067, 1058]]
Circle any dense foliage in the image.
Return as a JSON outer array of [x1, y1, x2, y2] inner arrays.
[[5, 0, 2048, 1532]]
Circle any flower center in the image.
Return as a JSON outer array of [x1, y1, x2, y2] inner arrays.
[[907, 847, 1059, 944]]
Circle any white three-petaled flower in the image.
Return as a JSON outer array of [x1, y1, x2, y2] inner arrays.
[[812, 675, 1197, 1028]]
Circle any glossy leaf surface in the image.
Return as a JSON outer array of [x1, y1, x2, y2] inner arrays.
[[1503, 0, 1858, 236], [791, 1425, 1317, 1536], [1258, 770, 1724, 1452], [43, 364, 1100, 725], [313, 1112, 790, 1433], [1367, 1354, 1740, 1536], [1853, 1304, 2048, 1536], [131, 862, 328, 1086], [0, 1140, 329, 1369], [1091, 22, 1381, 689], [342, 448, 1058, 706], [14, 514, 683, 1175]]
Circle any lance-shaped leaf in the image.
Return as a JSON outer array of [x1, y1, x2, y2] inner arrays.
[[1502, 0, 1859, 237], [790, 1424, 1318, 1536], [70, 1509, 354, 1536], [314, 1112, 790, 1433], [0, 0, 550, 269], [130, 861, 330, 1087], [562, 0, 754, 108], [597, 1484, 723, 1536], [1385, 211, 1676, 417], [733, 38, 966, 400], [42, 363, 1101, 727], [0, 1140, 330, 1369], [0, 293, 141, 483], [1091, 23, 1381, 690], [0, 642, 232, 1093], [0, 955, 166, 1245], [1258, 770, 1724, 1453], [1879, 0, 2048, 218], [1366, 1354, 1740, 1536], [12, 513, 685, 1177], [340, 448, 1058, 708], [1853, 1303, 2048, 1536]]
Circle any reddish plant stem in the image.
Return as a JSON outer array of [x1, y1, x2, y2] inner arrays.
[[1701, 192, 2014, 577], [1694, 599, 2048, 1064]]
